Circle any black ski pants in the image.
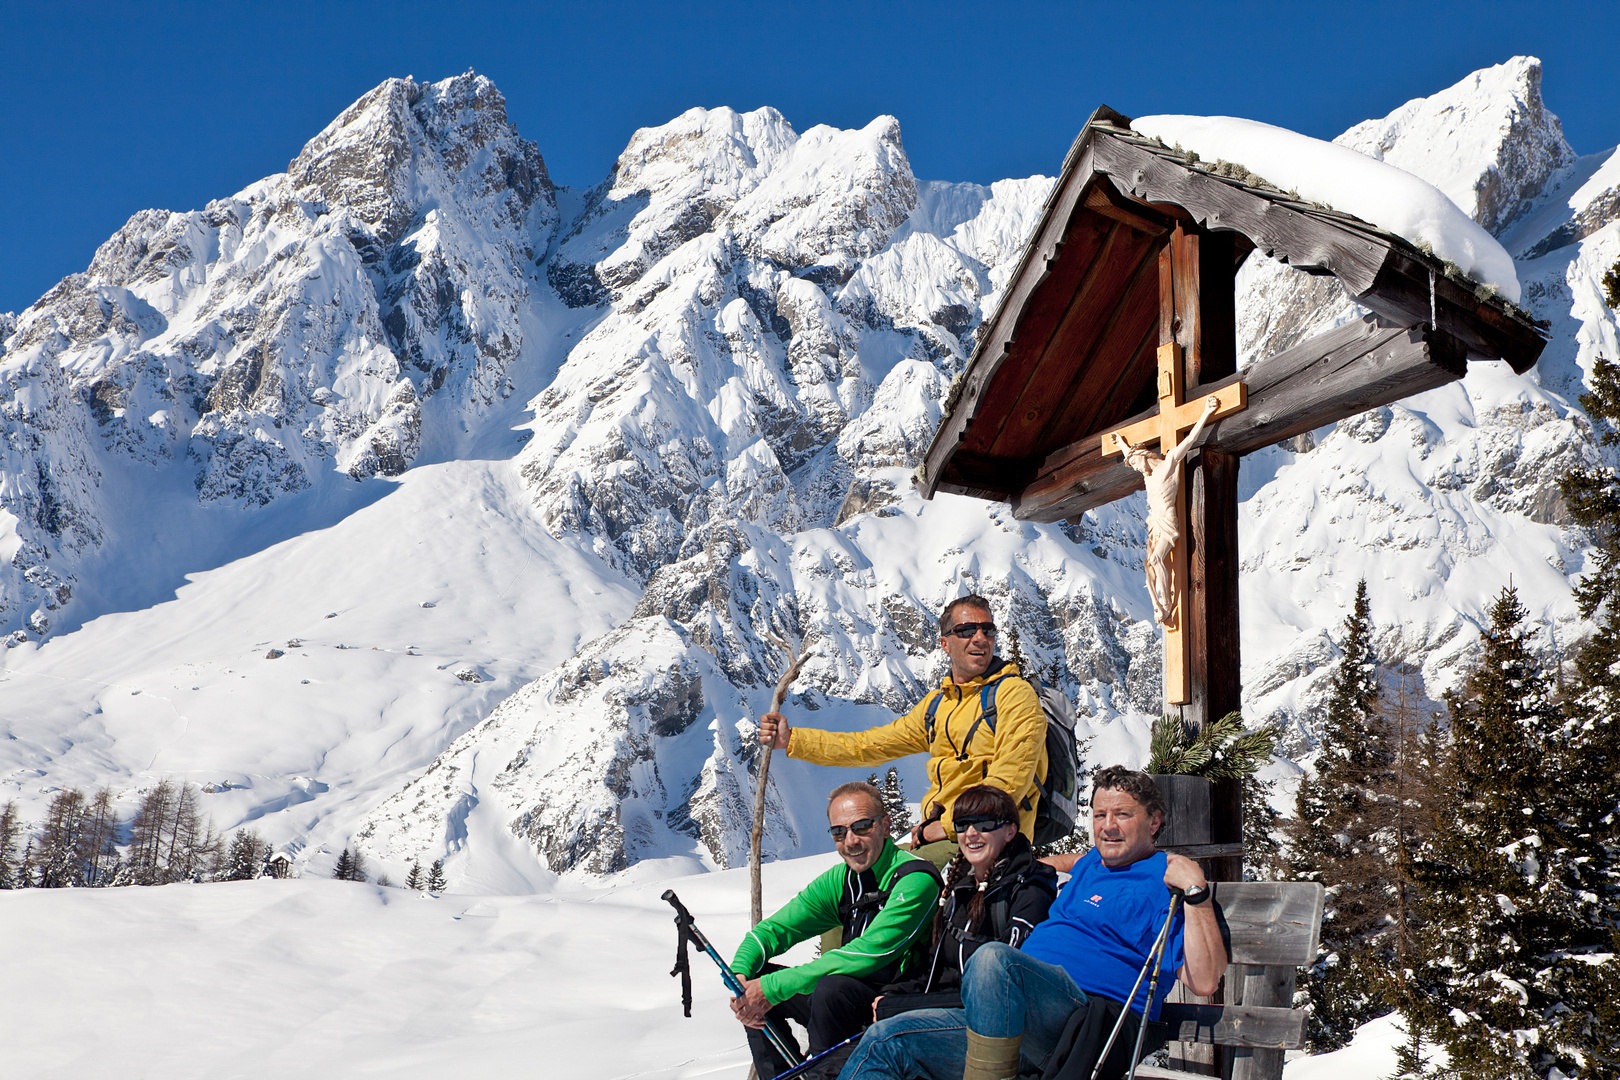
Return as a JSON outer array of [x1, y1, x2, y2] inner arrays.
[[747, 973, 878, 1080]]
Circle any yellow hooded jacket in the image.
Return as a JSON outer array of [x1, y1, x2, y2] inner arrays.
[[787, 659, 1048, 841]]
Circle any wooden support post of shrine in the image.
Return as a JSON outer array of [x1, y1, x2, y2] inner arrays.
[[1165, 224, 1243, 1080], [1169, 225, 1245, 886]]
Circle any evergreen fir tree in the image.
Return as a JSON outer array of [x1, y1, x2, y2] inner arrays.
[[1004, 623, 1028, 673], [1404, 586, 1620, 1078], [334, 848, 355, 881], [0, 799, 21, 889], [1241, 770, 1286, 882], [1286, 579, 1403, 1049], [880, 768, 912, 838], [224, 829, 264, 881], [406, 860, 424, 890], [427, 859, 447, 891], [18, 838, 37, 888]]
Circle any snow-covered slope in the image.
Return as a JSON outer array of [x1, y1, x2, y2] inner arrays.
[[3, 57, 1618, 893], [0, 854, 1422, 1080]]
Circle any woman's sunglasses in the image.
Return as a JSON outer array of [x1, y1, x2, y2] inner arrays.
[[828, 817, 880, 841], [956, 816, 1013, 834]]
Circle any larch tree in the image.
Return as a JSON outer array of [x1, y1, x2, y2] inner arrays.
[[75, 787, 121, 887], [34, 788, 88, 888], [0, 799, 22, 889]]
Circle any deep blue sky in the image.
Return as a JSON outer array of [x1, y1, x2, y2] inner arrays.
[[3, 1, 1617, 315]]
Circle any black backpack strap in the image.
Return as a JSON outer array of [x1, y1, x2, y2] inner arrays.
[[836, 859, 944, 939], [954, 680, 1000, 761], [889, 857, 945, 891], [923, 689, 946, 744]]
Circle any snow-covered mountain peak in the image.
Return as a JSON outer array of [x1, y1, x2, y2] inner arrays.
[[289, 73, 553, 249], [612, 106, 798, 200], [1335, 55, 1575, 235], [728, 115, 918, 275]]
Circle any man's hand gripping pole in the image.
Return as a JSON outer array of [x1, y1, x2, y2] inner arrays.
[[662, 889, 804, 1069]]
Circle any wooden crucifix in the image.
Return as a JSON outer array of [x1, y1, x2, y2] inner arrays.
[[1094, 225, 1247, 710], [1102, 338, 1246, 705]]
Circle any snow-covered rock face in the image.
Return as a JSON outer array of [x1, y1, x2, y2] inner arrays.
[[357, 614, 797, 875], [0, 72, 555, 637], [516, 107, 997, 585], [1336, 56, 1575, 237]]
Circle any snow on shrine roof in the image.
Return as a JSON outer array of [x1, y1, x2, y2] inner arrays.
[[916, 107, 1547, 517], [1131, 114, 1521, 304]]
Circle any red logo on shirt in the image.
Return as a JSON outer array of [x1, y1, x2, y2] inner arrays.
[[1087, 894, 1103, 906]]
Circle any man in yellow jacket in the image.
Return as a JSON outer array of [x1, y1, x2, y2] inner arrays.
[[759, 595, 1048, 863]]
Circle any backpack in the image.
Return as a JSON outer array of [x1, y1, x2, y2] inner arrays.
[[924, 672, 1082, 847]]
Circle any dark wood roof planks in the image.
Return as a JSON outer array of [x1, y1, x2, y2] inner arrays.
[[917, 106, 1548, 522]]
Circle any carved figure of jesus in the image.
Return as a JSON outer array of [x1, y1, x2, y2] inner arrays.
[[1115, 394, 1221, 626]]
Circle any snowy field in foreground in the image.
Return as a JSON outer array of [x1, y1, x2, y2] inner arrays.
[[3, 854, 1404, 1080]]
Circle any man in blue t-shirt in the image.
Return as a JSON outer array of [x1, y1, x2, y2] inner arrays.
[[837, 767, 1226, 1080]]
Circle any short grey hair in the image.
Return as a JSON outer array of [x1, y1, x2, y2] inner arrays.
[[828, 781, 885, 819]]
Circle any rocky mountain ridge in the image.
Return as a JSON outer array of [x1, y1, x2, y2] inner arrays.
[[3, 57, 1617, 883]]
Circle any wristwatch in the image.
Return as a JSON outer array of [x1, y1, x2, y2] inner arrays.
[[1182, 883, 1212, 906]]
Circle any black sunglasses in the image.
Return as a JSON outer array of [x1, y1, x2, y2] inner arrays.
[[955, 816, 1013, 833], [947, 622, 998, 639], [828, 817, 879, 841]]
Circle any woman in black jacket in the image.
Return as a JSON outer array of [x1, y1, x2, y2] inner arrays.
[[873, 784, 1059, 1019]]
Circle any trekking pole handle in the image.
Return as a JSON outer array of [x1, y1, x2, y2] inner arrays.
[[661, 889, 804, 1068], [662, 890, 747, 996], [662, 888, 694, 922]]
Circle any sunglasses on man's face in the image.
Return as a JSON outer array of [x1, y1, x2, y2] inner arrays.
[[947, 622, 998, 640], [828, 817, 879, 841], [955, 816, 1013, 834]]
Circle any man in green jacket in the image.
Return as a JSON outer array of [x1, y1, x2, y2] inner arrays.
[[730, 781, 942, 1079]]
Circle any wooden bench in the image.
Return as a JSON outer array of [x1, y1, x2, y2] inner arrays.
[[1136, 881, 1325, 1080]]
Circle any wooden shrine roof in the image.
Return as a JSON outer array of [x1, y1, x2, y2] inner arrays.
[[918, 106, 1548, 521]]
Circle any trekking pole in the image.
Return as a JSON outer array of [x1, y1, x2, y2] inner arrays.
[[764, 1031, 864, 1080], [662, 889, 804, 1070], [752, 630, 813, 925], [1090, 889, 1182, 1080]]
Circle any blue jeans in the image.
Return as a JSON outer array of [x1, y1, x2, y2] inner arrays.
[[963, 942, 1091, 1070], [838, 945, 1089, 1080], [837, 1007, 967, 1080]]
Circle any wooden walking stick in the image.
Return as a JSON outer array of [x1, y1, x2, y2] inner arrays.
[[751, 630, 814, 925]]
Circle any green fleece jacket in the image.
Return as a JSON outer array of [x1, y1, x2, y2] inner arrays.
[[730, 840, 941, 1003]]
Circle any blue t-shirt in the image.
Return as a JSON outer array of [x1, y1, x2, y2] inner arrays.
[[1022, 849, 1186, 1019]]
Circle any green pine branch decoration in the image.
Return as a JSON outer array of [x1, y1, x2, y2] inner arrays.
[[1147, 711, 1277, 779]]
